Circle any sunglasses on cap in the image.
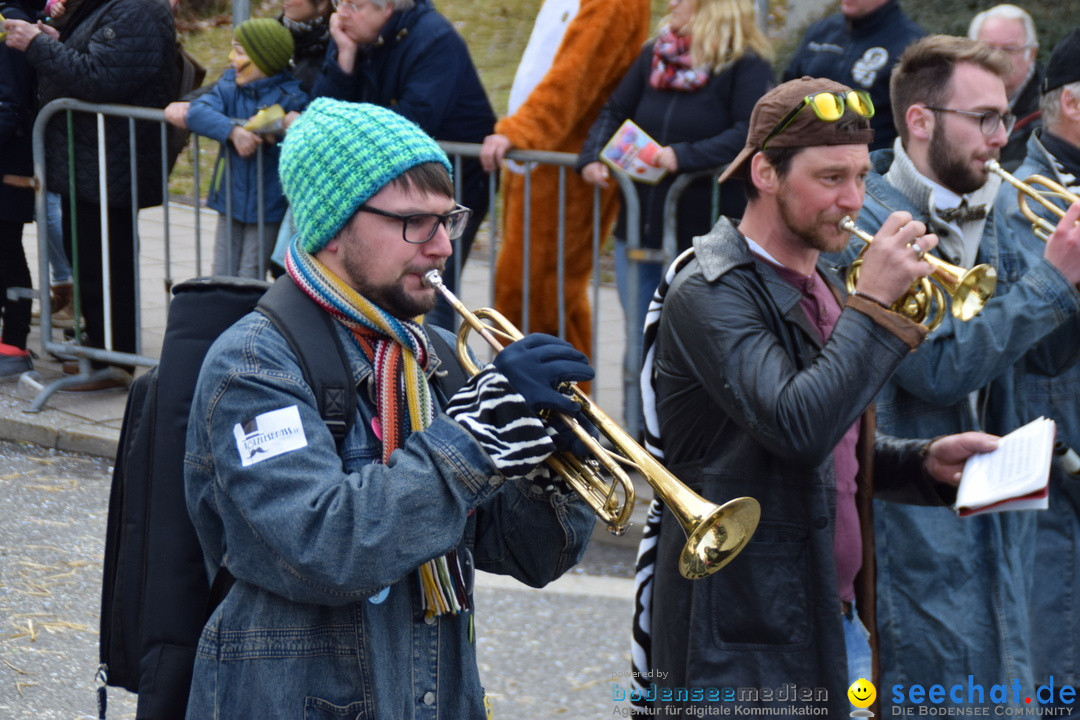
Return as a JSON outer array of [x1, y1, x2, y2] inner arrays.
[[761, 90, 875, 151]]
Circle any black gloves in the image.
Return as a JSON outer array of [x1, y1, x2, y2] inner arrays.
[[492, 334, 594, 415]]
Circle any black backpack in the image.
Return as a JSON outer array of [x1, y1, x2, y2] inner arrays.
[[98, 275, 465, 719]]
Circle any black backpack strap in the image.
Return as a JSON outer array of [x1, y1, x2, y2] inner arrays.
[[424, 323, 469, 400], [257, 276, 356, 444]]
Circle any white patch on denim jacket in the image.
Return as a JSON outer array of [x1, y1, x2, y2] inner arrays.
[[233, 405, 308, 467]]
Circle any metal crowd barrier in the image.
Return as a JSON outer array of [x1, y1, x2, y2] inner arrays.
[[24, 99, 662, 432]]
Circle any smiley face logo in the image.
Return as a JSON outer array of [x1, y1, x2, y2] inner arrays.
[[848, 677, 876, 708]]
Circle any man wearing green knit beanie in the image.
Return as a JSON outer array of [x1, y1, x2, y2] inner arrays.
[[184, 96, 597, 718]]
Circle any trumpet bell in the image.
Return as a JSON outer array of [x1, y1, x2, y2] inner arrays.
[[950, 265, 997, 321], [680, 496, 761, 579]]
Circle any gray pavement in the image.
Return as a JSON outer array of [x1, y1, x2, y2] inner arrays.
[[0, 439, 640, 719]]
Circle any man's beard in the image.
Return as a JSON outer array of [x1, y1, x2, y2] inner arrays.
[[777, 187, 848, 254], [928, 125, 991, 195], [341, 250, 442, 320]]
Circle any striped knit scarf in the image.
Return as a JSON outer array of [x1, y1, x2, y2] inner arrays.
[[285, 240, 471, 618]]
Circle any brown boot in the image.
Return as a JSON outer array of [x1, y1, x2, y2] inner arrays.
[[50, 282, 74, 313]]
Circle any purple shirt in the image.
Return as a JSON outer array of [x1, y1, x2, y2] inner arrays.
[[765, 258, 862, 603]]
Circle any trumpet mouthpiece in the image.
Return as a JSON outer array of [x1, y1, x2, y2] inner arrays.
[[422, 270, 443, 288]]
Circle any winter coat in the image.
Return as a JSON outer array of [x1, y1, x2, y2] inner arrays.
[[646, 217, 945, 717], [577, 44, 772, 251], [999, 63, 1044, 173], [311, 0, 494, 144], [0, 0, 37, 222], [24, 0, 176, 208], [280, 15, 329, 95], [783, 0, 923, 151], [185, 69, 308, 224]]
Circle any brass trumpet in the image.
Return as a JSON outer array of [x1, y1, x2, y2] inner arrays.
[[840, 216, 997, 330], [985, 159, 1080, 241], [423, 270, 761, 579]]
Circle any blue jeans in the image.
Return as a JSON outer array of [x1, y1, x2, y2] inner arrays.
[[46, 192, 72, 284], [614, 239, 663, 334], [843, 600, 873, 688]]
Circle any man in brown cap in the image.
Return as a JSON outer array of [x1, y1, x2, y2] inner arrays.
[[626, 76, 1000, 717]]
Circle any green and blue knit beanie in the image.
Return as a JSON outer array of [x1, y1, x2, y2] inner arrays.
[[235, 18, 294, 78], [279, 99, 453, 253]]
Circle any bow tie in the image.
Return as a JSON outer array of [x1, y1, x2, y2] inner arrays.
[[935, 201, 989, 224]]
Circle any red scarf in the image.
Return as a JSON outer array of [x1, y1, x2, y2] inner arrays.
[[649, 27, 708, 92]]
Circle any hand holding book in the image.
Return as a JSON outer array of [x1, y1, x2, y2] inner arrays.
[[952, 417, 1056, 516]]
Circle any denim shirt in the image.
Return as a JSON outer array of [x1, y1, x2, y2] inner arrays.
[[998, 130, 1080, 689], [183, 311, 594, 719], [835, 149, 1080, 704]]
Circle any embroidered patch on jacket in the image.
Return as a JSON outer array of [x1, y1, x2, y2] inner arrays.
[[233, 405, 308, 467], [852, 47, 888, 88]]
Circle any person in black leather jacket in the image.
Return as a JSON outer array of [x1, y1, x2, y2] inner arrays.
[[784, 0, 923, 151], [5, 0, 175, 380], [631, 77, 999, 717]]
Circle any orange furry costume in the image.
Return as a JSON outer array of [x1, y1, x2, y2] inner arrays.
[[493, 0, 651, 359]]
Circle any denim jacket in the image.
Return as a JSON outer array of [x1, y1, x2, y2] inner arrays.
[[998, 129, 1080, 689], [184, 311, 593, 719], [836, 148, 1080, 704]]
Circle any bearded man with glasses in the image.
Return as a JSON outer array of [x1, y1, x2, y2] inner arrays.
[[183, 100, 596, 719], [631, 76, 1001, 718], [835, 34, 1080, 711]]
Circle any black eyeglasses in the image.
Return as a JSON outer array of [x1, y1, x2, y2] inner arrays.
[[356, 203, 472, 244], [923, 107, 1016, 136]]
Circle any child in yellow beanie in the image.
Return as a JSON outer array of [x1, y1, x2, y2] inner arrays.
[[186, 18, 309, 278]]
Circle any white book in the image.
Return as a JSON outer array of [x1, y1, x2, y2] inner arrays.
[[954, 417, 1055, 517]]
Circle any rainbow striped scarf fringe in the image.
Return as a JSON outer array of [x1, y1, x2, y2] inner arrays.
[[286, 239, 470, 618]]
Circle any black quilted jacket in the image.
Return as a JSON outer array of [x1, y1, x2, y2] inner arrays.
[[25, 0, 175, 208]]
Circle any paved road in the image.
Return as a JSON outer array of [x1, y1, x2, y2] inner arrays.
[[0, 440, 641, 719]]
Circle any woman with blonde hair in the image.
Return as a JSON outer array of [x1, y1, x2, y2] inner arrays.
[[578, 0, 773, 332], [577, 0, 772, 418]]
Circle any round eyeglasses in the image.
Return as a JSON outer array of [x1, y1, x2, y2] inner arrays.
[[923, 107, 1017, 136], [356, 203, 473, 244]]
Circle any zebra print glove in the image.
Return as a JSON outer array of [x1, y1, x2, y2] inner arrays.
[[445, 366, 557, 480]]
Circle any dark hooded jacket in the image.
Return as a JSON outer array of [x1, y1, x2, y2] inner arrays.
[[24, 0, 176, 208], [0, 0, 42, 221], [783, 0, 923, 151], [311, 0, 494, 144]]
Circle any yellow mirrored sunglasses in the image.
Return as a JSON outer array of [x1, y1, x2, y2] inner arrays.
[[761, 90, 875, 151]]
